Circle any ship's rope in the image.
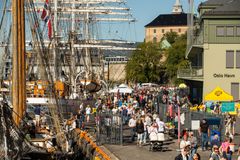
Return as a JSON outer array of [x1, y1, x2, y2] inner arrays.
[[25, 0, 69, 152], [0, 101, 44, 159], [0, 0, 11, 82], [0, 0, 8, 32], [0, 25, 11, 83]]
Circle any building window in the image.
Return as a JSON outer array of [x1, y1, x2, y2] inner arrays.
[[216, 26, 224, 36], [236, 51, 240, 68], [237, 26, 240, 36], [226, 26, 234, 36], [226, 50, 234, 68], [178, 28, 181, 33], [231, 83, 239, 101], [162, 29, 165, 33], [153, 29, 156, 33], [153, 37, 157, 43]]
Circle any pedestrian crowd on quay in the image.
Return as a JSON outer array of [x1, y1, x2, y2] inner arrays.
[[60, 84, 240, 160]]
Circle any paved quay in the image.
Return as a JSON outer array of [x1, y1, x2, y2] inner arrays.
[[85, 110, 240, 160], [104, 136, 239, 160]]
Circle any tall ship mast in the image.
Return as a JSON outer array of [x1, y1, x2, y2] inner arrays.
[[32, 0, 136, 98], [0, 0, 136, 159]]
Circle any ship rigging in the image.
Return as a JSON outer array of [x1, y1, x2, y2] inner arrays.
[[0, 0, 136, 159]]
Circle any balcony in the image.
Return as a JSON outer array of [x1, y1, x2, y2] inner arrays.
[[177, 66, 203, 81], [186, 27, 204, 58]]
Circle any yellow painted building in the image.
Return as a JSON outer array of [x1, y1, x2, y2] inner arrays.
[[178, 0, 240, 102], [145, 0, 188, 42]]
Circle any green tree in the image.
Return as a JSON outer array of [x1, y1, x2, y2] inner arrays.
[[126, 42, 163, 83], [164, 33, 189, 84]]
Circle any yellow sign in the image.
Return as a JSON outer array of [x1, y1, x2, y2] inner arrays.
[[214, 90, 222, 96], [92, 108, 97, 113]]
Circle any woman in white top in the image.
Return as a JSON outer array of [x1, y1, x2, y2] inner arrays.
[[86, 105, 91, 123], [156, 118, 165, 133], [180, 134, 191, 151]]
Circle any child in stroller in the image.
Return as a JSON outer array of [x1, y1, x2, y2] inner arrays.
[[148, 121, 165, 151]]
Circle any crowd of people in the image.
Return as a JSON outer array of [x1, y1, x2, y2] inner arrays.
[[175, 117, 240, 160], [26, 84, 240, 159]]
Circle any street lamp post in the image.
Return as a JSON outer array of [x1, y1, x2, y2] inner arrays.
[[178, 104, 181, 144]]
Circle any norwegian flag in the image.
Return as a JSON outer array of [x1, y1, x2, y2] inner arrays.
[[47, 20, 52, 39], [41, 0, 52, 39], [41, 0, 49, 21]]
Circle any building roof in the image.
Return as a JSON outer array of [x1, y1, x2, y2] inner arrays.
[[161, 39, 171, 49], [145, 13, 188, 27], [203, 0, 240, 16], [200, 0, 231, 6]]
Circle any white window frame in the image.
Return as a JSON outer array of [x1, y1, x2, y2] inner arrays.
[[216, 26, 225, 37], [226, 26, 234, 36], [236, 26, 240, 36], [226, 50, 234, 68]]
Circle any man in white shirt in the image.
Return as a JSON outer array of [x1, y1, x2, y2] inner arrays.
[[128, 116, 136, 142]]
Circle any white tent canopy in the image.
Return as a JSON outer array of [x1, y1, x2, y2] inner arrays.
[[109, 84, 133, 94]]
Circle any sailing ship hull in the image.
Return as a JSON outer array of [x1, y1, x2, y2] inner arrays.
[[80, 80, 101, 93]]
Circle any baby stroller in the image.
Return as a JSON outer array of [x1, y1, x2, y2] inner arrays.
[[149, 131, 165, 151]]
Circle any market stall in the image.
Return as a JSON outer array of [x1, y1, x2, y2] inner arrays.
[[204, 86, 233, 101]]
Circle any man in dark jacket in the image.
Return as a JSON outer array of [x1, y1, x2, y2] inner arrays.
[[175, 145, 190, 160], [199, 119, 210, 151]]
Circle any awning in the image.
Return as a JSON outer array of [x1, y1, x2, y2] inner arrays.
[[204, 86, 233, 101], [109, 84, 133, 94]]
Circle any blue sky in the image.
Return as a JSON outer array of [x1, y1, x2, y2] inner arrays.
[[126, 0, 205, 42]]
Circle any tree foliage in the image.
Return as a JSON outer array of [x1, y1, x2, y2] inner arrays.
[[164, 33, 189, 84], [126, 42, 163, 83], [126, 33, 189, 85]]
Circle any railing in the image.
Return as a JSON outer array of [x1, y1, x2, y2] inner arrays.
[[186, 25, 204, 57], [79, 131, 111, 160], [177, 66, 203, 80]]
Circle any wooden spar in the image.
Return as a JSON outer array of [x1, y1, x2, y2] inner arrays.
[[17, 0, 22, 124], [21, 0, 26, 116], [12, 0, 19, 125], [12, 0, 25, 126]]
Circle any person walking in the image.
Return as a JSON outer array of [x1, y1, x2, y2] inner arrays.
[[34, 105, 41, 126], [142, 117, 148, 144], [128, 115, 136, 142], [199, 119, 210, 151], [156, 117, 165, 133], [136, 118, 144, 146], [225, 114, 232, 137], [85, 105, 91, 123], [219, 137, 232, 160]]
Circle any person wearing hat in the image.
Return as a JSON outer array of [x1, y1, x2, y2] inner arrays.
[[180, 133, 191, 152]]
